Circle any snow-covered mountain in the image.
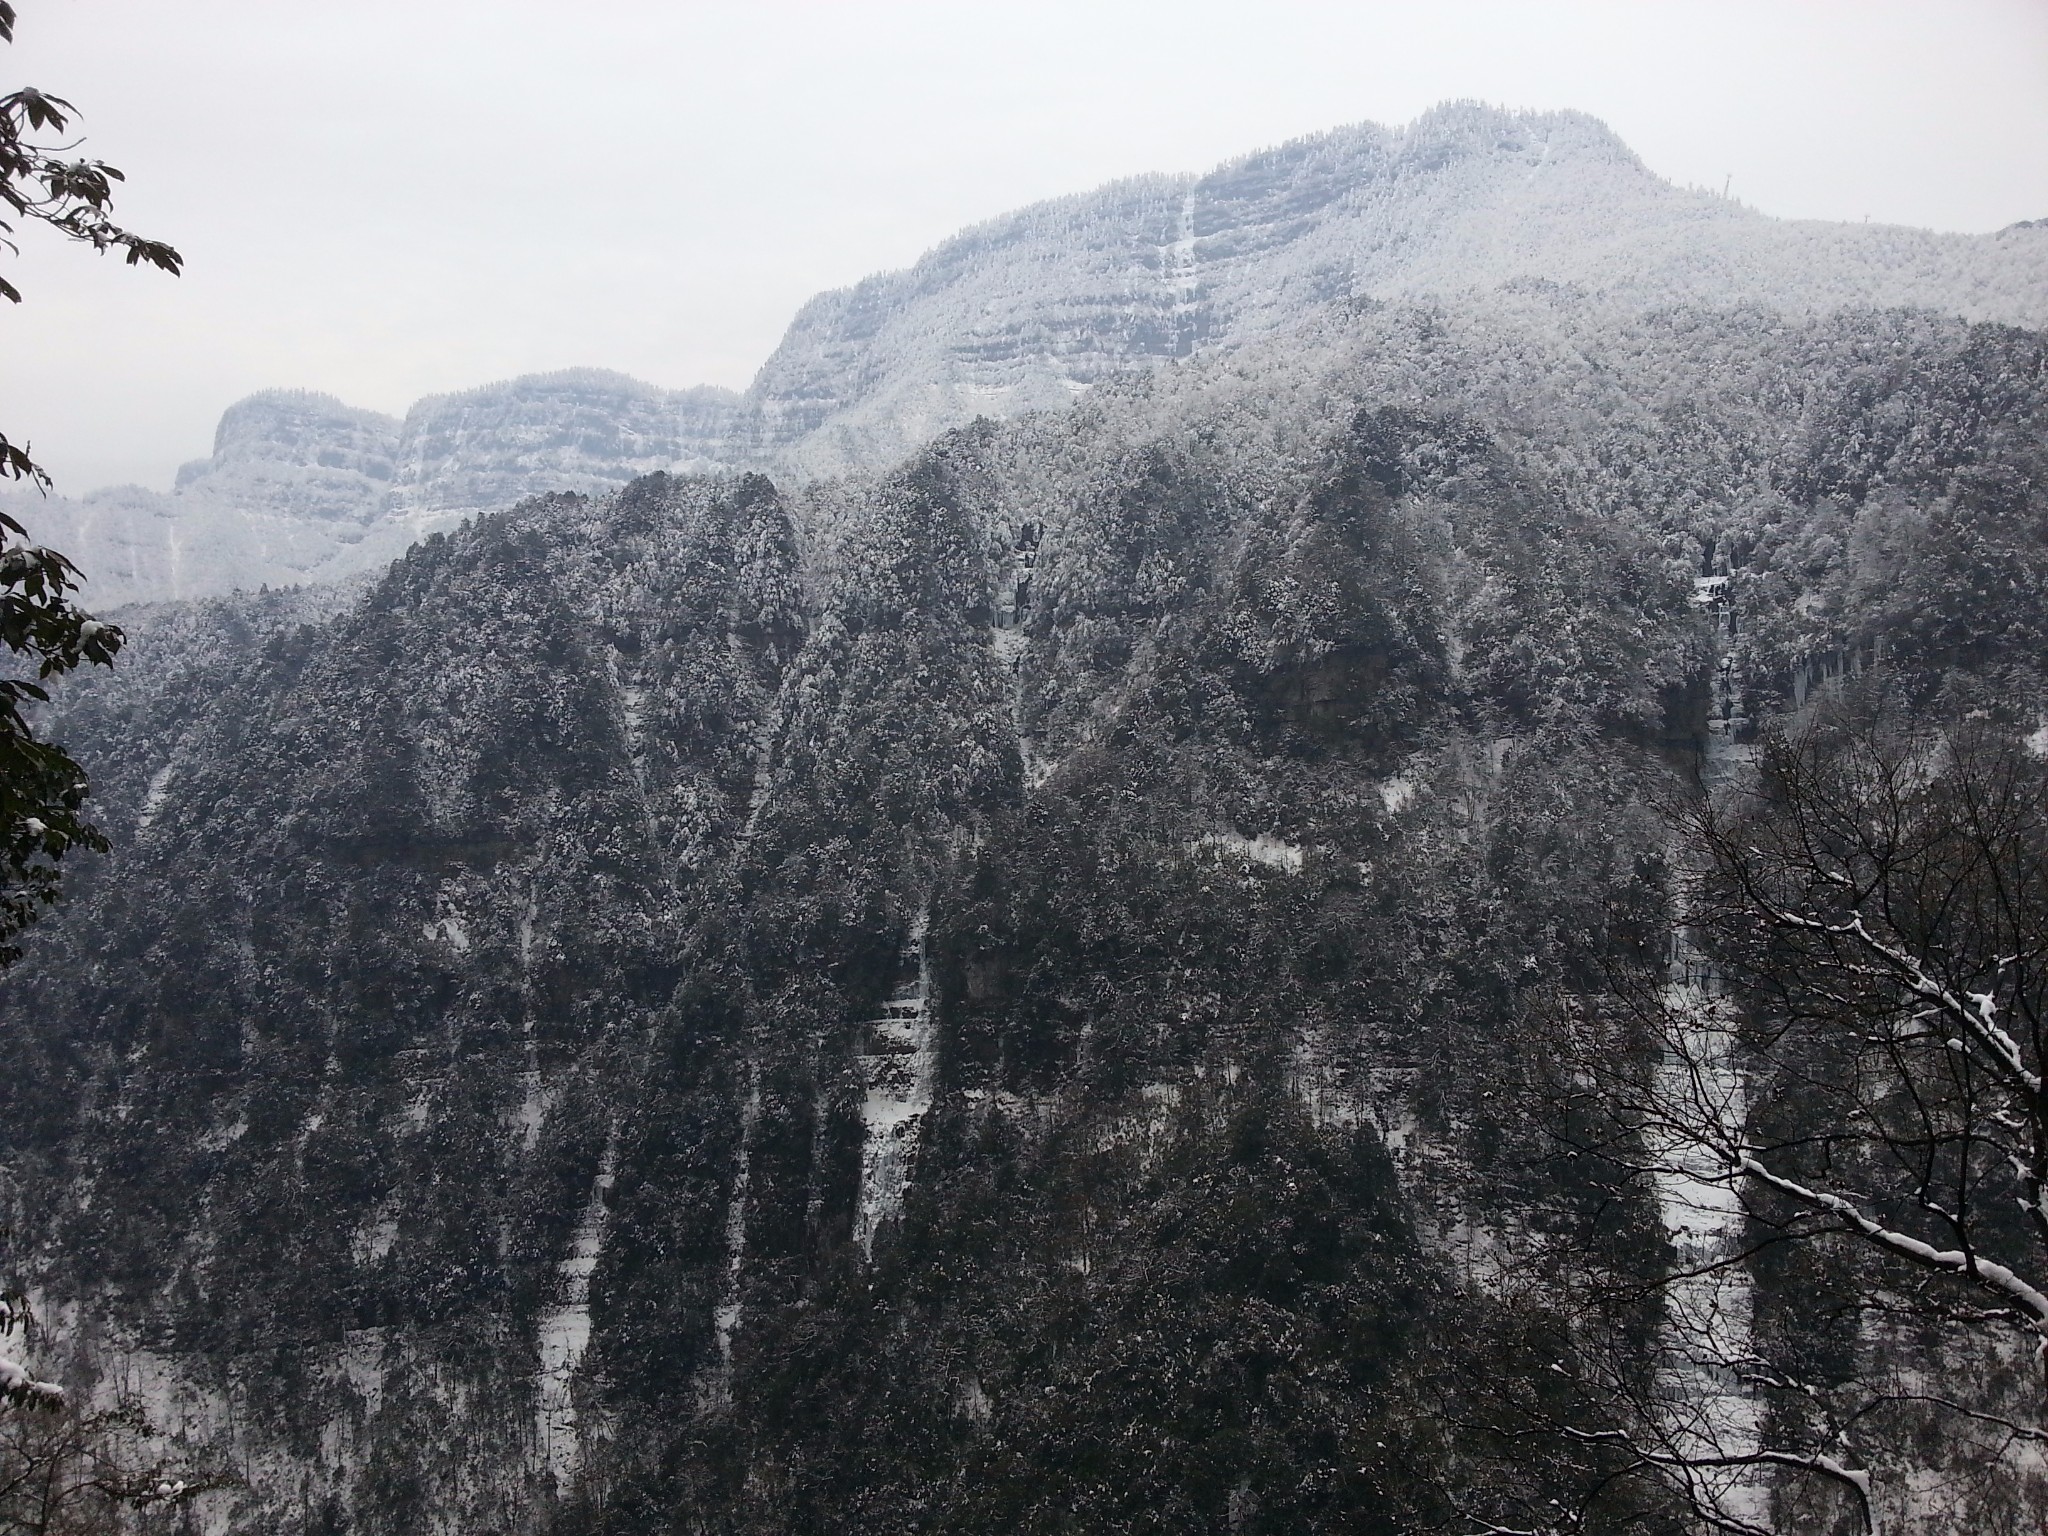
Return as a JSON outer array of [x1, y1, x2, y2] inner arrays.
[[750, 102, 2048, 475], [4, 373, 744, 607], [10, 103, 2045, 609], [8, 94, 2048, 1531], [11, 291, 2047, 1534]]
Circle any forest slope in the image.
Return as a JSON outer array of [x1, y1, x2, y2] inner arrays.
[[4, 293, 2045, 1532]]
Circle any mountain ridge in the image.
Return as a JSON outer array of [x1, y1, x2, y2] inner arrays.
[[7, 100, 2044, 609]]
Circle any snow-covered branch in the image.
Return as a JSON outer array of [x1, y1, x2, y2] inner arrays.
[[1736, 1153, 2048, 1328], [1761, 904, 2040, 1097], [1548, 1423, 1876, 1535], [0, 1353, 63, 1410]]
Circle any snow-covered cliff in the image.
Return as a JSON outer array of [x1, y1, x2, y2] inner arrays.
[[11, 104, 2045, 610]]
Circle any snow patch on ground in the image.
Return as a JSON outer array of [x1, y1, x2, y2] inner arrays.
[[1376, 775, 1416, 815]]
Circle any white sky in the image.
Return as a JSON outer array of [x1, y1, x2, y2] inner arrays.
[[4, 0, 2045, 493]]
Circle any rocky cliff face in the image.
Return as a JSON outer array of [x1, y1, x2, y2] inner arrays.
[[4, 375, 748, 609], [383, 371, 746, 522], [750, 103, 2048, 477], [11, 104, 2046, 609], [7, 292, 2045, 1532], [0, 392, 398, 610], [175, 391, 402, 522]]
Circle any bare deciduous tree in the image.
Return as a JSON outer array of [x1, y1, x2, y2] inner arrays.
[[1554, 701, 2048, 1533]]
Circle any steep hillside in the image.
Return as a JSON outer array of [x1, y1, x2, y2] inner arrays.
[[6, 295, 2045, 1532]]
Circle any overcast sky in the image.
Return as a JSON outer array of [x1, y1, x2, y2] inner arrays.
[[4, 0, 2046, 493]]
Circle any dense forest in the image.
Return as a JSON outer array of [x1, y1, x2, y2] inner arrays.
[[2, 286, 2044, 1532]]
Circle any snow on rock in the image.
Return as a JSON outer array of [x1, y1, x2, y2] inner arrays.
[[351, 1206, 399, 1265], [421, 913, 471, 953], [24, 106, 2044, 611], [339, 1328, 390, 1424], [3, 373, 744, 608], [385, 370, 743, 522], [1191, 831, 1305, 874], [136, 761, 176, 833], [512, 1074, 552, 1151], [1114, 1080, 1186, 1169], [512, 886, 551, 1150], [1288, 1035, 1372, 1134], [1, 390, 403, 608], [709, 1072, 762, 1403], [535, 1134, 617, 1490], [1648, 912, 1767, 1528], [957, 1377, 993, 1423], [758, 103, 2048, 480], [853, 920, 937, 1258]]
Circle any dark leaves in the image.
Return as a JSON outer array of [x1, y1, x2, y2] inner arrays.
[[0, 12, 165, 962], [0, 521, 121, 961]]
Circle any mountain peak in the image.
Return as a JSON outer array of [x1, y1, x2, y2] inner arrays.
[[192, 390, 401, 477], [171, 390, 403, 523], [1397, 100, 1643, 167]]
